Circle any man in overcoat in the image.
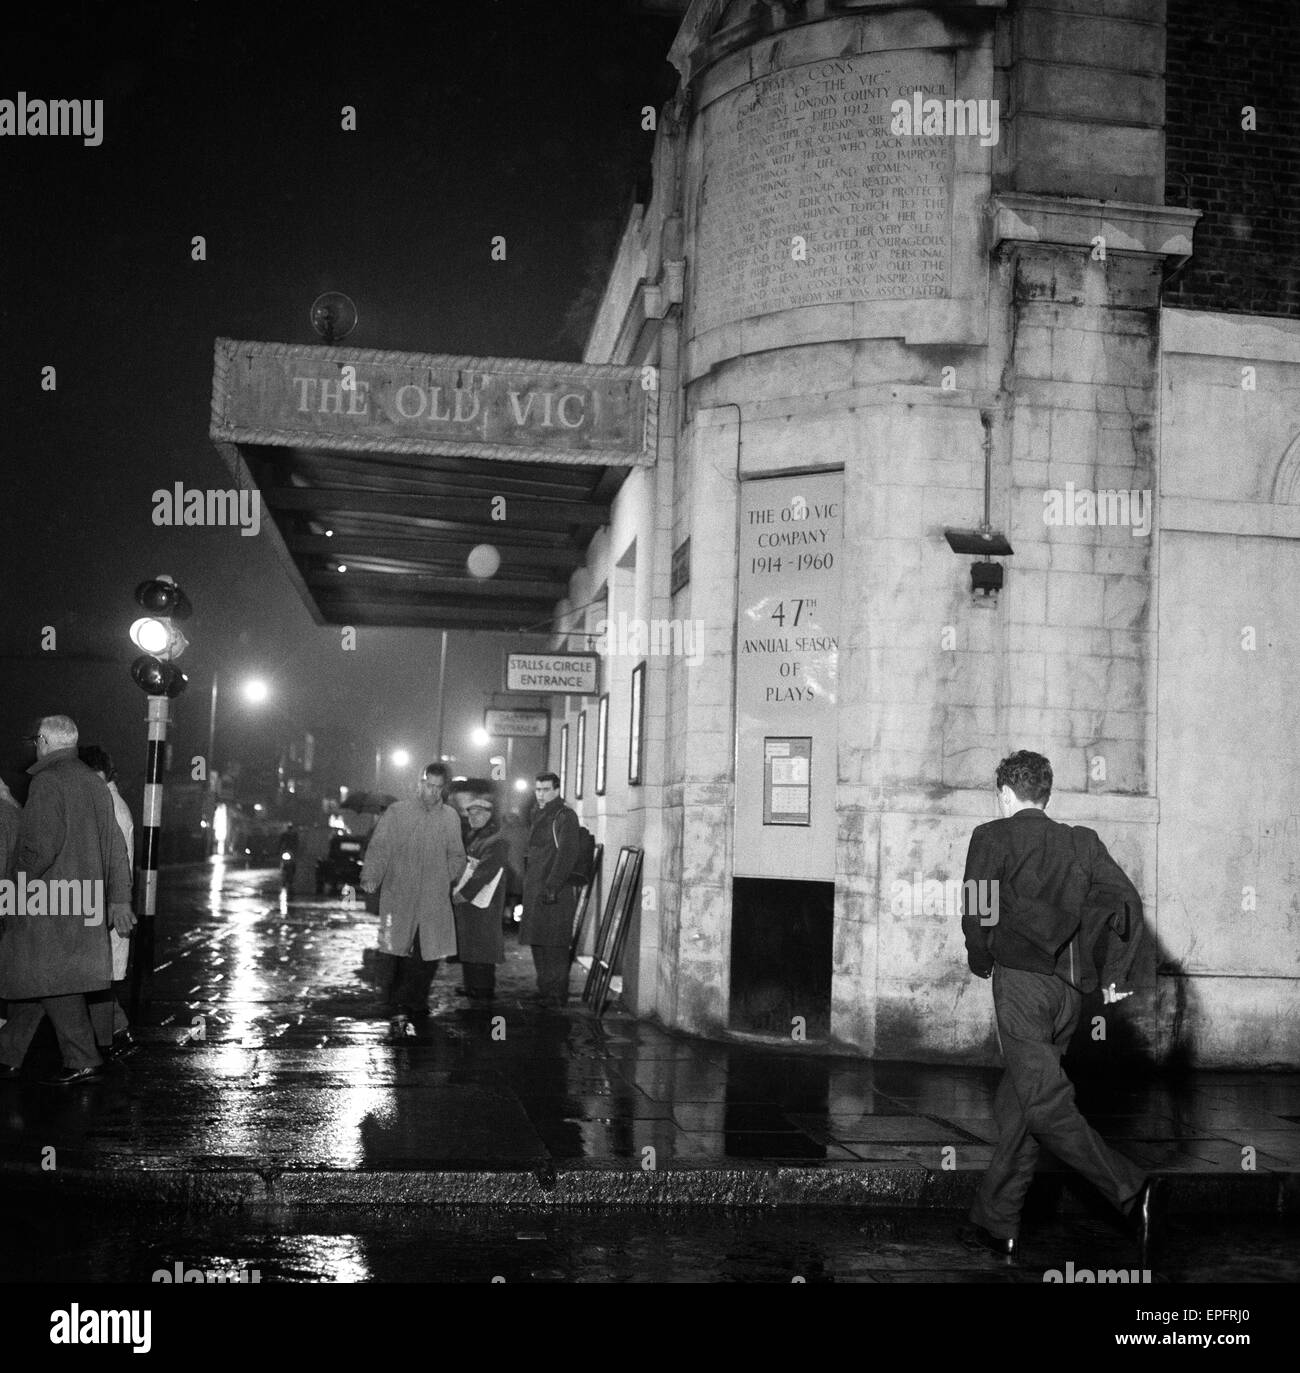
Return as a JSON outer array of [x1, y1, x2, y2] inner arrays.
[[361, 761, 465, 1030], [958, 750, 1158, 1264], [0, 716, 134, 1084], [520, 772, 581, 1008]]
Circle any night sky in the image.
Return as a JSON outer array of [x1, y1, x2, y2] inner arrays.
[[1, 0, 679, 802]]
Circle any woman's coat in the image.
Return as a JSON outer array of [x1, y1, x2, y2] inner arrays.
[[453, 824, 507, 964]]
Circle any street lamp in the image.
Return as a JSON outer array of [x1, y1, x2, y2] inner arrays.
[[470, 726, 491, 748], [206, 673, 270, 789], [373, 745, 412, 790], [204, 673, 272, 867]]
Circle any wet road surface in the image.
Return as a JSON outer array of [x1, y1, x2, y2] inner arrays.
[[2, 1203, 1295, 1283]]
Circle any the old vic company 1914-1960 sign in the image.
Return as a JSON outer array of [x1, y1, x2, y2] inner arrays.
[[210, 339, 653, 466]]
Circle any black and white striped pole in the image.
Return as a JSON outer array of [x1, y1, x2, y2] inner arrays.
[[137, 695, 171, 918], [127, 574, 190, 1017]]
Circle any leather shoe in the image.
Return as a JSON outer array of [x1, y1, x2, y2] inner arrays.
[[1129, 1177, 1164, 1267], [0, 1063, 23, 1081], [957, 1223, 1018, 1262], [43, 1064, 105, 1086]]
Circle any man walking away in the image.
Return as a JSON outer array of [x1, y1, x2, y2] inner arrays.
[[958, 750, 1159, 1264], [360, 762, 465, 1036], [0, 716, 135, 1084], [520, 772, 581, 1009]]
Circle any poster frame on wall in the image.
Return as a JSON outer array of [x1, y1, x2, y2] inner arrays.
[[628, 660, 645, 786], [574, 710, 587, 800], [762, 735, 812, 826], [595, 693, 609, 796]]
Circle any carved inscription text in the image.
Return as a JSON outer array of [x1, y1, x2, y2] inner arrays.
[[693, 51, 955, 333]]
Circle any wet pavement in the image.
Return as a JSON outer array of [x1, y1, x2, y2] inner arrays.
[[1, 1202, 1295, 1283], [0, 861, 1297, 1230]]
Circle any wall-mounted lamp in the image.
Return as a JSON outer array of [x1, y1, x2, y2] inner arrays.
[[944, 527, 1014, 602]]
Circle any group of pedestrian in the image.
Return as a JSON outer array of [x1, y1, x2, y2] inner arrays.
[[0, 719, 1154, 1264], [360, 763, 585, 1032], [0, 715, 137, 1084]]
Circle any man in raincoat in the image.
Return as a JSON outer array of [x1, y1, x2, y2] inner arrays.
[[361, 761, 465, 1031], [0, 715, 134, 1084]]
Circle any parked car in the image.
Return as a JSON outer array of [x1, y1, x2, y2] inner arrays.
[[316, 832, 366, 896]]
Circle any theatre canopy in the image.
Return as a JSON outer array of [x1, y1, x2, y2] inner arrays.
[[209, 339, 654, 631]]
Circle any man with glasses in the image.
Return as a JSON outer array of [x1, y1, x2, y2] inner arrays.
[[0, 716, 134, 1084], [520, 772, 581, 1009], [360, 761, 466, 1035]]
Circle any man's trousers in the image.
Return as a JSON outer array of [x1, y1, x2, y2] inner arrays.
[[530, 943, 571, 1006], [375, 931, 439, 1017], [970, 964, 1146, 1239], [88, 984, 130, 1047], [0, 994, 102, 1070]]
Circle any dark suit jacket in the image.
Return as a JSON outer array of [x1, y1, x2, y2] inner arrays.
[[960, 806, 1144, 993]]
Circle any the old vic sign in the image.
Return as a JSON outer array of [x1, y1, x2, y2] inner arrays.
[[209, 339, 654, 632], [211, 339, 653, 467]]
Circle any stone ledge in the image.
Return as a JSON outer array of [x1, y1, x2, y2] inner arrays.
[[990, 193, 1199, 264], [836, 784, 1159, 824], [0, 1160, 1290, 1214], [694, 382, 1001, 424], [687, 299, 989, 379], [1160, 497, 1300, 540], [1161, 308, 1300, 364]]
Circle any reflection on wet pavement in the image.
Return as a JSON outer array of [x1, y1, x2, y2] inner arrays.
[[0, 861, 1298, 1191], [0, 1203, 1295, 1283]]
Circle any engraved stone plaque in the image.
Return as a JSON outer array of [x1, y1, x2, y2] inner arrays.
[[692, 50, 955, 335]]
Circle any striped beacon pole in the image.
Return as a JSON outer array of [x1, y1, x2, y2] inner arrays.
[[126, 574, 191, 1018]]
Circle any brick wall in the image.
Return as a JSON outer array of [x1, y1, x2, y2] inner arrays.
[[1163, 0, 1300, 318]]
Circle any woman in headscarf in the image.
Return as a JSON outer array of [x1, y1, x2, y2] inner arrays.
[[451, 795, 507, 999]]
